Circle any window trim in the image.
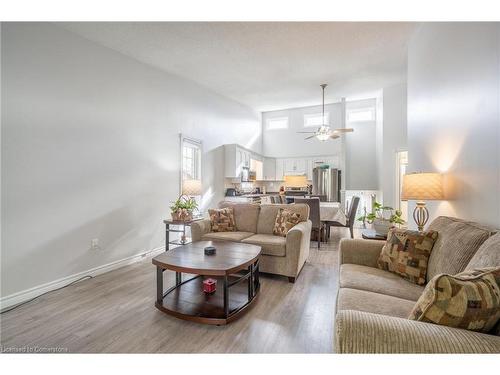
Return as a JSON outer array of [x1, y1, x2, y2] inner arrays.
[[266, 117, 289, 130], [304, 112, 330, 128], [179, 134, 202, 194], [346, 107, 375, 123]]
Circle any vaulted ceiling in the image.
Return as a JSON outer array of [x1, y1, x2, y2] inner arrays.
[[60, 22, 418, 112]]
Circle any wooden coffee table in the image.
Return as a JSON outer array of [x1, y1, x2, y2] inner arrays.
[[152, 240, 261, 325]]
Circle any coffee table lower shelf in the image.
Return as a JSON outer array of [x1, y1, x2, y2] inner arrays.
[[155, 272, 260, 325]]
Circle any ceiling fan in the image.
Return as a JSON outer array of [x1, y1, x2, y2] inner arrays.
[[297, 84, 354, 141]]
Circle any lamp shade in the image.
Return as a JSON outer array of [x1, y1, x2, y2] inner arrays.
[[401, 172, 444, 201], [284, 175, 308, 187], [182, 179, 202, 196]]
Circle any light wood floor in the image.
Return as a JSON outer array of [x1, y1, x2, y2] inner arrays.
[[1, 228, 354, 353]]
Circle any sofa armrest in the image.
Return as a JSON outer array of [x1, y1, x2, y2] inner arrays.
[[190, 218, 211, 242], [285, 220, 312, 275], [335, 310, 500, 353], [339, 238, 384, 268]]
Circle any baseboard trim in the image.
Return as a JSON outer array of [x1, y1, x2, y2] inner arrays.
[[0, 246, 165, 312]]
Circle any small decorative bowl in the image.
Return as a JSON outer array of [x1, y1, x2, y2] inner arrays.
[[204, 246, 216, 255]]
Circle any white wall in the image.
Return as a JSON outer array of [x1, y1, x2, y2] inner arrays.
[[380, 84, 407, 207], [1, 23, 262, 298], [407, 23, 500, 228], [345, 98, 378, 190], [262, 103, 343, 158]]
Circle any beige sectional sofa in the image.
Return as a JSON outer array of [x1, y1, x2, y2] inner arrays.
[[191, 202, 312, 282], [335, 216, 500, 353]]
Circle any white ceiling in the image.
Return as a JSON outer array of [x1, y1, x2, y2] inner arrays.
[[59, 22, 418, 112]]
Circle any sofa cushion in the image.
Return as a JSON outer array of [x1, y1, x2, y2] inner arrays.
[[340, 264, 425, 301], [241, 234, 286, 257], [377, 228, 438, 285], [466, 232, 500, 270], [426, 216, 495, 282], [337, 288, 416, 318], [257, 203, 309, 235], [409, 267, 500, 333], [201, 231, 254, 242], [273, 208, 301, 237], [208, 207, 236, 232], [218, 202, 260, 233]]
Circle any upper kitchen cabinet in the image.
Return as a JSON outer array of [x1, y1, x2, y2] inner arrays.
[[283, 158, 307, 176], [237, 147, 251, 169], [262, 157, 276, 181], [225, 144, 243, 178], [250, 158, 263, 180], [275, 159, 284, 181], [225, 144, 263, 178]]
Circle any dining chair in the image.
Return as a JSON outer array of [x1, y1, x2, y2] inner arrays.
[[324, 196, 360, 239], [294, 197, 323, 248]]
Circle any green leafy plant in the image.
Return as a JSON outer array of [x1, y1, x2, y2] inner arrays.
[[358, 201, 405, 225], [170, 195, 198, 213]]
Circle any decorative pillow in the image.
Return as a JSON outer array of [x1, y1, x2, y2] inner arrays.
[[377, 228, 438, 285], [408, 267, 500, 333], [272, 208, 301, 237], [208, 208, 236, 232]]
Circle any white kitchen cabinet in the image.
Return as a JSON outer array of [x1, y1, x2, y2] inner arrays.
[[225, 144, 338, 182], [306, 158, 313, 180], [242, 150, 251, 168], [283, 159, 294, 175], [295, 159, 306, 173], [250, 159, 263, 180], [283, 158, 307, 176], [263, 157, 276, 181], [275, 159, 284, 181], [225, 144, 247, 178]]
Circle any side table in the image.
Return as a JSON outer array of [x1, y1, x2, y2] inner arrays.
[[164, 218, 203, 251]]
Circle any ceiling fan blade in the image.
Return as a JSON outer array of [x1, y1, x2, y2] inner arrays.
[[329, 134, 340, 139], [304, 135, 316, 140], [331, 128, 354, 133], [296, 131, 316, 134]]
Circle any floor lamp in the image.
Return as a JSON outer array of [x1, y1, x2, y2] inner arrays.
[[401, 172, 444, 232]]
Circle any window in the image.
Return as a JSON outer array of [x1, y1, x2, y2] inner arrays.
[[181, 137, 201, 180], [347, 108, 375, 123], [304, 113, 329, 127], [266, 117, 288, 130]]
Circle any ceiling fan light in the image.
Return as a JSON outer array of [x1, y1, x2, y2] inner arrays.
[[316, 133, 330, 141]]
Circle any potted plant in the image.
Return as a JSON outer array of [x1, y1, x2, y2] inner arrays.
[[358, 201, 405, 236], [170, 195, 198, 221]]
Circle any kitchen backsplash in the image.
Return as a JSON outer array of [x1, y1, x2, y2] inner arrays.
[[224, 178, 312, 194]]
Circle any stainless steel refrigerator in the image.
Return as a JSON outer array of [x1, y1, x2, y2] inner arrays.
[[312, 167, 341, 202]]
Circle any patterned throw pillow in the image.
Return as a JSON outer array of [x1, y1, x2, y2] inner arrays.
[[208, 208, 236, 232], [377, 228, 438, 285], [408, 267, 500, 333], [273, 208, 301, 237]]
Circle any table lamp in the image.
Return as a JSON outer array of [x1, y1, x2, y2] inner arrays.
[[182, 179, 202, 197], [182, 178, 202, 218], [401, 172, 444, 231]]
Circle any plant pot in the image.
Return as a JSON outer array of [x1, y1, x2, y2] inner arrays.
[[171, 209, 193, 222], [373, 218, 393, 236]]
